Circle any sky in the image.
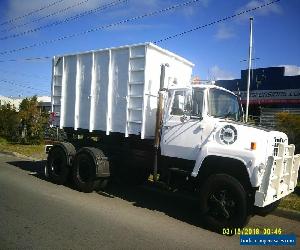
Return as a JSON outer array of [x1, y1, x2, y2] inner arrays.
[[0, 0, 299, 97]]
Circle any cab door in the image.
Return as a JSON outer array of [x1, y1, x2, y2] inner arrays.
[[160, 89, 207, 161]]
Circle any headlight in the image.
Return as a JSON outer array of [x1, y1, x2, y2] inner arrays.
[[219, 125, 237, 145]]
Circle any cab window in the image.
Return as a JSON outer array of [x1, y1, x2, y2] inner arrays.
[[191, 89, 203, 118], [171, 91, 185, 116]]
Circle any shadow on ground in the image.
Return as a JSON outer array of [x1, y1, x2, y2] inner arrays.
[[101, 183, 204, 228], [10, 160, 298, 229], [7, 160, 206, 229], [8, 160, 76, 189], [8, 160, 46, 178]]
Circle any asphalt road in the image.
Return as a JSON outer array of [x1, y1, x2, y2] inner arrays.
[[0, 153, 299, 250]]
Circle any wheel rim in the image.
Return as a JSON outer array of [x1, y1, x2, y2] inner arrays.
[[208, 188, 237, 222], [51, 152, 64, 176]]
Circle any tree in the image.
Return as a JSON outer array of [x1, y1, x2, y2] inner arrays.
[[276, 112, 300, 153], [18, 96, 48, 144], [0, 103, 19, 141]]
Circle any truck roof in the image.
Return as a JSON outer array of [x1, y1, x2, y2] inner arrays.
[[53, 42, 194, 67], [193, 84, 236, 95], [169, 84, 237, 97]]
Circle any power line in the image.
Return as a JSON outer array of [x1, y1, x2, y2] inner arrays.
[[240, 57, 260, 62], [0, 0, 127, 40], [154, 0, 280, 44], [0, 0, 280, 58], [0, 79, 49, 94], [1, 0, 91, 33], [1, 78, 49, 89], [0, 56, 51, 63], [0, 0, 202, 56], [0, 0, 65, 26]]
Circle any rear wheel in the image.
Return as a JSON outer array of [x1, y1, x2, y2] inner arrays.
[[199, 174, 250, 233], [72, 148, 109, 193], [72, 151, 96, 193], [47, 146, 69, 185]]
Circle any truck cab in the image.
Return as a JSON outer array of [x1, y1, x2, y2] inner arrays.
[[159, 84, 299, 231], [161, 85, 242, 161]]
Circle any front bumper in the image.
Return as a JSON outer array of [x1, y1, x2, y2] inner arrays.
[[254, 143, 300, 207]]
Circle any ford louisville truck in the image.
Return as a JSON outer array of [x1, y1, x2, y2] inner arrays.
[[46, 43, 300, 232]]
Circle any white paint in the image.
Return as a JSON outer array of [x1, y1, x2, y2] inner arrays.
[[52, 43, 193, 138]]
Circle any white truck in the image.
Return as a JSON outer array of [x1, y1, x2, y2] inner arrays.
[[46, 43, 300, 232]]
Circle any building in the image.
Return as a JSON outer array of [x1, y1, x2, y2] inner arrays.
[[0, 95, 51, 113], [0, 96, 22, 109], [216, 66, 300, 127], [36, 96, 51, 113]]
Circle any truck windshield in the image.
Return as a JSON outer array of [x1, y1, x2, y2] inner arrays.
[[208, 88, 242, 121]]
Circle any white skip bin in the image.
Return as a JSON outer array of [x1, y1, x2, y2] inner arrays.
[[51, 43, 194, 139]]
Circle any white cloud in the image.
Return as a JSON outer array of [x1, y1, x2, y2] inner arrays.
[[200, 0, 211, 8], [106, 23, 158, 32], [2, 0, 209, 35], [213, 1, 282, 41], [181, 0, 212, 18], [4, 0, 138, 24], [2, 0, 159, 33], [279, 65, 300, 76], [208, 65, 235, 80], [4, 0, 211, 23], [5, 0, 97, 21], [236, 0, 282, 21], [215, 23, 236, 40]]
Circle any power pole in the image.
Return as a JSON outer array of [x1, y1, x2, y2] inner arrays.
[[245, 17, 253, 123]]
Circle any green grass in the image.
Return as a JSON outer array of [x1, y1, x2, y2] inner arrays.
[[0, 137, 45, 159], [279, 181, 300, 212]]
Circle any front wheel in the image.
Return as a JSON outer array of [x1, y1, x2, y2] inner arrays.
[[199, 174, 251, 233]]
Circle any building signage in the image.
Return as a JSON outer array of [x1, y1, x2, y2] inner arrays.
[[236, 89, 300, 104]]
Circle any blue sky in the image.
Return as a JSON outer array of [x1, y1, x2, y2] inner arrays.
[[0, 0, 299, 97]]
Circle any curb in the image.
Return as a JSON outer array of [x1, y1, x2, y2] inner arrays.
[[272, 208, 300, 222]]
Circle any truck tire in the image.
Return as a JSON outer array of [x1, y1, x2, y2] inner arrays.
[[72, 147, 109, 193], [47, 145, 70, 184], [199, 174, 250, 233], [254, 200, 280, 216]]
